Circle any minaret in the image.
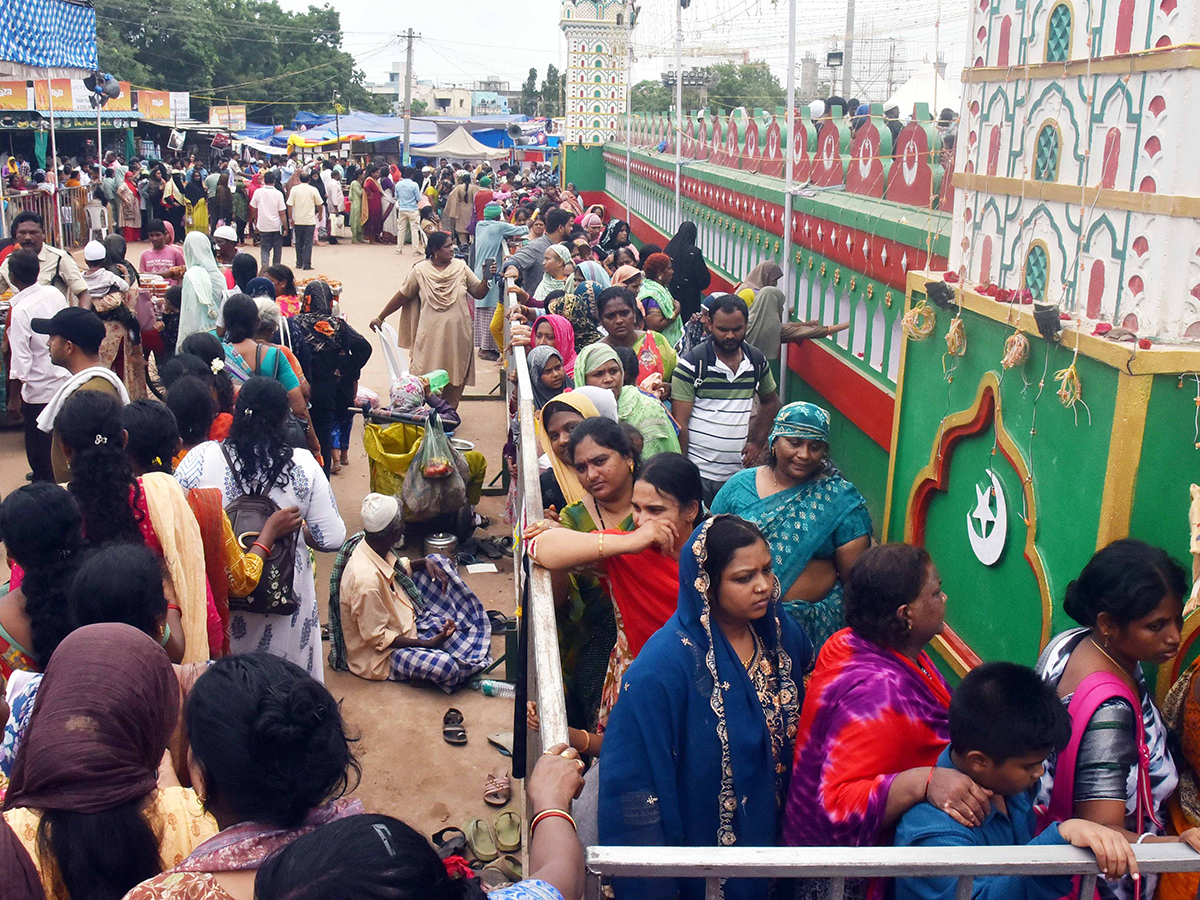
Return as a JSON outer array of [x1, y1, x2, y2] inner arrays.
[[560, 0, 632, 144]]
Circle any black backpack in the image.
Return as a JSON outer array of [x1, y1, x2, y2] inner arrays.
[[220, 442, 299, 616]]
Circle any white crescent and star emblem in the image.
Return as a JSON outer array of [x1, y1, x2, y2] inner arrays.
[[967, 469, 1008, 566]]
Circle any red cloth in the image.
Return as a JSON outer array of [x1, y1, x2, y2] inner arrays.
[[209, 412, 233, 442], [188, 487, 231, 657], [601, 531, 680, 656]]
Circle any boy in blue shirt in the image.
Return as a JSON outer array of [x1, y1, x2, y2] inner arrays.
[[895, 661, 1137, 900]]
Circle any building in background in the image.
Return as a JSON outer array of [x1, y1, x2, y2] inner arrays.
[[561, 0, 633, 144]]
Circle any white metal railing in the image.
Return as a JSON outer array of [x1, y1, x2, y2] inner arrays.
[[585, 844, 1200, 900]]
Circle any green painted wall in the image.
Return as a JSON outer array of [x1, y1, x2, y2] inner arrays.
[[886, 294, 1121, 668], [562, 145, 608, 192], [785, 371, 889, 537]]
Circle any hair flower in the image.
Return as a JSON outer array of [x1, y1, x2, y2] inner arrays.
[[210, 358, 225, 375], [93, 434, 108, 445]]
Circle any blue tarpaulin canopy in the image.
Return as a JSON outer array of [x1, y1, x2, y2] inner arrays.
[[0, 0, 97, 77]]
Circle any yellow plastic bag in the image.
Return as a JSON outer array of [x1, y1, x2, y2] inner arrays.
[[362, 421, 425, 497]]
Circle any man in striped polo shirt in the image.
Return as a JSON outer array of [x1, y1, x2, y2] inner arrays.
[[671, 292, 780, 504]]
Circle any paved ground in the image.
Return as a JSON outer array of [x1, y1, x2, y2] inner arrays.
[[0, 236, 520, 839]]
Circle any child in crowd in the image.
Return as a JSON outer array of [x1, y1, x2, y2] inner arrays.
[[895, 661, 1138, 900], [157, 285, 181, 368]]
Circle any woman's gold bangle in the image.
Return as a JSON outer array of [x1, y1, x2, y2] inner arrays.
[[597, 532, 604, 559]]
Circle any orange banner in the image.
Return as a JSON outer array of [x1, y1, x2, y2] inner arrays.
[[137, 89, 171, 121], [106, 82, 133, 112], [0, 81, 29, 110], [34, 79, 74, 112]]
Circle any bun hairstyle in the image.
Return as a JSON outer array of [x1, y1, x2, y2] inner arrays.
[[566, 416, 640, 477], [844, 543, 933, 649], [121, 399, 180, 474], [254, 813, 487, 900], [186, 654, 359, 828], [1063, 539, 1187, 628], [637, 452, 704, 528]]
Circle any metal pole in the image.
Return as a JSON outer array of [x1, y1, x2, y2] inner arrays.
[[402, 27, 414, 166], [96, 103, 102, 170], [842, 0, 855, 98], [781, 0, 797, 406], [333, 88, 341, 146], [47, 80, 63, 248], [625, 9, 633, 223], [674, 0, 682, 230]]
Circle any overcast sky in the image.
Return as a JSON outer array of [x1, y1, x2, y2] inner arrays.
[[276, 0, 968, 103]]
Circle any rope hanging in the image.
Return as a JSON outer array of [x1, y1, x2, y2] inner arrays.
[[1001, 332, 1030, 369], [902, 300, 936, 342]]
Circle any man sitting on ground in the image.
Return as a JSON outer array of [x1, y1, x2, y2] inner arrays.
[[895, 661, 1138, 900], [330, 493, 491, 691]]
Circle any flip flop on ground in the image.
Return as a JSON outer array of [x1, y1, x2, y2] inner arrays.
[[443, 708, 467, 745], [493, 810, 521, 853], [464, 817, 499, 862]]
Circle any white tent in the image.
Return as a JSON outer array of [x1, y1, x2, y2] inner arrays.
[[416, 126, 509, 161], [883, 64, 962, 120]]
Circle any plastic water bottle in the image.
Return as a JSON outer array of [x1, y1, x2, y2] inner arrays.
[[474, 679, 516, 698], [426, 369, 450, 394]]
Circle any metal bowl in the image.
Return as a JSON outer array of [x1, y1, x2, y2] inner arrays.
[[450, 438, 475, 452]]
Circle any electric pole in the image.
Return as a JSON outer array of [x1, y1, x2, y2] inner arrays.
[[842, 0, 855, 97], [402, 27, 416, 166], [887, 39, 896, 99]]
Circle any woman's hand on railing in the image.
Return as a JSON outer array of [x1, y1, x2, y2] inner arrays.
[[1179, 828, 1200, 853], [529, 743, 585, 808], [1057, 820, 1138, 880], [523, 518, 558, 542], [507, 284, 529, 304], [510, 323, 532, 347]]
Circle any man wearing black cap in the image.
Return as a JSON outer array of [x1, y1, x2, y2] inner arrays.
[[31, 307, 130, 482]]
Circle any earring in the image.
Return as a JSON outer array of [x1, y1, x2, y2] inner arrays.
[[905, 617, 912, 631], [628, 461, 634, 472]]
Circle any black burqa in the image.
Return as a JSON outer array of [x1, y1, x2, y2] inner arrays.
[[664, 221, 711, 320]]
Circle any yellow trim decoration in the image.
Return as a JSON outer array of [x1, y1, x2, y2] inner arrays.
[[1095, 372, 1152, 550]]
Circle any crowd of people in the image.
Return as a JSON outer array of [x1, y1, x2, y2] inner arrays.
[[0, 137, 1198, 900]]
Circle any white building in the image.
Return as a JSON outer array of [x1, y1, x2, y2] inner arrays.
[[561, 0, 633, 144]]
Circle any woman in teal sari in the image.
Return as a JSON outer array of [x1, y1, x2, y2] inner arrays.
[[711, 402, 871, 651]]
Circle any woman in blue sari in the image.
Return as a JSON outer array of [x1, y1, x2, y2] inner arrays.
[[599, 515, 811, 900], [711, 402, 871, 651]]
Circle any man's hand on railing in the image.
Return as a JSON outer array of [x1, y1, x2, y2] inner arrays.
[[1057, 820, 1138, 881]]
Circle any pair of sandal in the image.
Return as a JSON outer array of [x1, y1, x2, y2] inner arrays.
[[443, 708, 467, 745], [463, 810, 521, 861]]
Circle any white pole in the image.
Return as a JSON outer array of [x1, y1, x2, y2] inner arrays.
[[781, 0, 797, 405], [673, 0, 682, 231], [47, 79, 63, 248], [625, 10, 633, 223], [96, 104, 103, 171]]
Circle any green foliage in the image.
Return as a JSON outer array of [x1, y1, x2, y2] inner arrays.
[[521, 67, 540, 116], [94, 0, 390, 124], [410, 99, 428, 116], [630, 63, 786, 116], [539, 65, 564, 118]]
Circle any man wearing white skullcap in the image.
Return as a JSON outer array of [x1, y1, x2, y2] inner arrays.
[[334, 492, 490, 687]]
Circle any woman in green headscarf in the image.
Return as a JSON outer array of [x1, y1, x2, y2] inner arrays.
[[574, 341, 680, 461], [711, 401, 872, 651]]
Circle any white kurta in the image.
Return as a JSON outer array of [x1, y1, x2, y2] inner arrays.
[[174, 441, 346, 681]]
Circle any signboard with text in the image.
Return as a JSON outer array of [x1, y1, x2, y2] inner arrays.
[[0, 81, 31, 110], [209, 105, 246, 131]]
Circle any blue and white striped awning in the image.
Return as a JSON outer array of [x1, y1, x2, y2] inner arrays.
[[0, 0, 97, 75], [36, 110, 139, 121]]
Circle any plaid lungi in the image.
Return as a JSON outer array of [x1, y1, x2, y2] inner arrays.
[[388, 554, 492, 690], [474, 308, 498, 352]]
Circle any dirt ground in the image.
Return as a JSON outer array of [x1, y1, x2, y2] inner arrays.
[[0, 235, 520, 840]]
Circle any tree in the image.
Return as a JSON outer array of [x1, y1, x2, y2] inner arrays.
[[94, 0, 391, 124], [707, 62, 785, 115], [539, 65, 562, 118], [631, 79, 702, 114], [521, 67, 540, 117], [410, 99, 428, 116]]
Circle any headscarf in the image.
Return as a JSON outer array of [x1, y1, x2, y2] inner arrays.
[[103, 232, 138, 286], [484, 202, 503, 220], [769, 402, 831, 445], [215, 173, 233, 213], [294, 281, 345, 357], [581, 212, 603, 231], [547, 243, 572, 267], [479, 175, 492, 187], [538, 386, 620, 506], [548, 280, 603, 351], [389, 374, 426, 414], [183, 230, 226, 301], [745, 284, 786, 361], [575, 259, 611, 288], [527, 345, 565, 410], [735, 261, 783, 295], [612, 265, 642, 287], [532, 314, 577, 378], [599, 218, 630, 256], [123, 168, 140, 201], [599, 518, 808, 888], [573, 341, 620, 389], [663, 220, 699, 259], [184, 170, 207, 205], [245, 276, 276, 299], [4, 623, 178, 814]]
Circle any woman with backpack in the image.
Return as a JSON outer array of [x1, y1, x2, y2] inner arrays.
[[174, 376, 346, 681]]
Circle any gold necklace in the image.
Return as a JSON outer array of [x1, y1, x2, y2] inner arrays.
[[741, 628, 762, 669], [1090, 635, 1136, 682]]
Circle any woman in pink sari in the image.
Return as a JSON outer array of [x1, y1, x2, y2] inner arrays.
[[362, 165, 384, 243]]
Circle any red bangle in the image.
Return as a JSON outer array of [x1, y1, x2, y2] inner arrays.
[[167, 603, 182, 613], [251, 541, 272, 555], [924, 765, 936, 802], [530, 809, 576, 837]]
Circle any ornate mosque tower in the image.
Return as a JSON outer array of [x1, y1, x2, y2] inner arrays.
[[951, 2, 1200, 340], [560, 0, 633, 144]]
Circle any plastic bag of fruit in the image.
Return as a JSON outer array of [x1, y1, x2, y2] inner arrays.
[[400, 413, 469, 520]]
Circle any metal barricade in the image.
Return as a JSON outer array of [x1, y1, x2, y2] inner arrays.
[[1, 185, 89, 249], [584, 844, 1200, 900]]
